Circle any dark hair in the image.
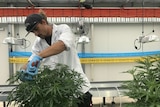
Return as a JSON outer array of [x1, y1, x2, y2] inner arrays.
[[38, 9, 48, 24]]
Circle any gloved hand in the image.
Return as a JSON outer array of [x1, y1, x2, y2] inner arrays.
[[26, 55, 42, 76], [18, 69, 33, 81]]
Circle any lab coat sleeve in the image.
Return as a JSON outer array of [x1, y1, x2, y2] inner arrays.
[[28, 37, 41, 61], [58, 25, 75, 51]]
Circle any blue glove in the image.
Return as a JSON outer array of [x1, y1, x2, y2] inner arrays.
[[18, 69, 33, 81], [26, 55, 42, 76]]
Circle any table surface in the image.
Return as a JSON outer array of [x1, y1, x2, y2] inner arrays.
[[0, 81, 127, 101]]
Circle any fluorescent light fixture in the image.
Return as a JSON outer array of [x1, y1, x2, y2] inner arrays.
[[2, 37, 24, 45], [138, 34, 159, 43], [78, 36, 90, 43], [80, 0, 86, 3]]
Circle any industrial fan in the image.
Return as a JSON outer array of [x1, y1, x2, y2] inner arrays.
[[74, 19, 90, 36], [73, 19, 90, 44]]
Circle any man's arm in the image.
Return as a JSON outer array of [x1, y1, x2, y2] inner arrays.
[[20, 63, 28, 70], [38, 40, 66, 58]]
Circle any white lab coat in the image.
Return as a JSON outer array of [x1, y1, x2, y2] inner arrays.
[[29, 24, 91, 93]]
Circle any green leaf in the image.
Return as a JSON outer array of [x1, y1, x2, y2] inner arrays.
[[122, 55, 160, 106], [7, 63, 85, 107]]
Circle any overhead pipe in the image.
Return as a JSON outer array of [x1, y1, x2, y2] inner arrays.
[[6, 4, 16, 78], [26, 0, 36, 7], [90, 23, 94, 81]]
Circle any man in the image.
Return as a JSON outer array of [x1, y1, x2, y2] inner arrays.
[[20, 10, 92, 107]]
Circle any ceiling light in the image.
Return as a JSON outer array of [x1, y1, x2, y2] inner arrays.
[[79, 0, 86, 3], [134, 34, 159, 50], [138, 34, 159, 43]]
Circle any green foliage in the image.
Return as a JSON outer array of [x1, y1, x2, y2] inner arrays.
[[7, 64, 85, 107], [122, 55, 160, 107]]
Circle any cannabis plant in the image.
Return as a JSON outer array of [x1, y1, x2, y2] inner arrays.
[[7, 64, 85, 107], [122, 55, 160, 107]]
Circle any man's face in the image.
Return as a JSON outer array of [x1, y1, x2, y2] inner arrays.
[[31, 20, 49, 39]]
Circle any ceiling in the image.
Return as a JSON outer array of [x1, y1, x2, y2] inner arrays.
[[0, 0, 160, 8]]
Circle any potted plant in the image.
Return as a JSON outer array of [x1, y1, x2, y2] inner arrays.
[[122, 55, 160, 107], [6, 63, 85, 107]]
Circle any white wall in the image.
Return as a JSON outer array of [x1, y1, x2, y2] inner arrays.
[[0, 24, 9, 84], [14, 24, 36, 52], [83, 23, 160, 81], [1, 22, 160, 84], [14, 24, 36, 72], [91, 23, 160, 52]]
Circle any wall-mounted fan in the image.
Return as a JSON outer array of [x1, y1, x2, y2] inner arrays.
[[74, 19, 90, 36]]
